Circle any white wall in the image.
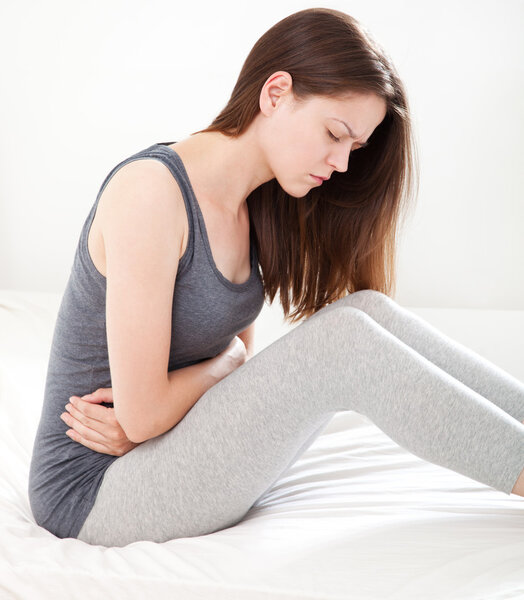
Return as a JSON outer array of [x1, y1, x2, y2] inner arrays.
[[0, 0, 522, 309]]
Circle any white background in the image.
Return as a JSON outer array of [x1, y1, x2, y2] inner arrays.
[[0, 0, 522, 309]]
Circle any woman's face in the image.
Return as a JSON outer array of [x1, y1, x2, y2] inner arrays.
[[260, 75, 387, 198]]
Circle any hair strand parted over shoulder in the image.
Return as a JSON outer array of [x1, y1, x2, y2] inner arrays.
[[192, 7, 419, 324]]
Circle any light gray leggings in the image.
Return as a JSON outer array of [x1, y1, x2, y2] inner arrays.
[[77, 290, 524, 547]]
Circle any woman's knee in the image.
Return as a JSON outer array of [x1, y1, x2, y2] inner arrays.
[[307, 289, 390, 321], [304, 304, 374, 338], [326, 289, 396, 317], [347, 289, 393, 310]]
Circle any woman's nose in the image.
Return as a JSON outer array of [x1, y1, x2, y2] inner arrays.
[[328, 146, 351, 173]]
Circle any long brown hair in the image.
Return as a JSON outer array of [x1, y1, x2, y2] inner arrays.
[[192, 8, 419, 324]]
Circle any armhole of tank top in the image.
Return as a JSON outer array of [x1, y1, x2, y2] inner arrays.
[[84, 155, 194, 282]]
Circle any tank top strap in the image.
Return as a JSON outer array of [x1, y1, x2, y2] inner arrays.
[[135, 141, 199, 278]]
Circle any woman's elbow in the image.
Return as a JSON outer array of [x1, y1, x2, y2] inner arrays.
[[114, 401, 151, 444], [118, 416, 148, 444]]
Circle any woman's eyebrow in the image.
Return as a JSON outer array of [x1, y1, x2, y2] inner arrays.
[[331, 118, 370, 147]]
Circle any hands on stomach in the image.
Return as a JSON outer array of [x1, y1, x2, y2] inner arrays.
[[60, 388, 139, 456], [62, 336, 248, 456]]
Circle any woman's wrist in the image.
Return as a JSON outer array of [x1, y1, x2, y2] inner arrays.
[[211, 337, 248, 381], [210, 351, 238, 382]]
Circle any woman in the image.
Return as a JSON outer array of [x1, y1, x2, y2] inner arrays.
[[28, 8, 524, 547]]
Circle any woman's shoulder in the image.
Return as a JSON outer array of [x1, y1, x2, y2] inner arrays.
[[96, 157, 189, 262], [103, 156, 184, 200]]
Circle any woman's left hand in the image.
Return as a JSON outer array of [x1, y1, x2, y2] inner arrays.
[[60, 388, 140, 456]]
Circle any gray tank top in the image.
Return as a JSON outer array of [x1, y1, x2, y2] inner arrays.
[[28, 142, 265, 539]]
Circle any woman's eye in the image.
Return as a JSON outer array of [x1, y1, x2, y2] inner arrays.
[[328, 131, 340, 142]]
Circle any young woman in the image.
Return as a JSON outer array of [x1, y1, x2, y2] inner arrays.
[[28, 8, 524, 547]]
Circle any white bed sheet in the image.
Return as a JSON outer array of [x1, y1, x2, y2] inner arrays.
[[1, 289, 523, 600]]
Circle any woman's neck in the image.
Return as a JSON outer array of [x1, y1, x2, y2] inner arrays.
[[169, 128, 273, 219]]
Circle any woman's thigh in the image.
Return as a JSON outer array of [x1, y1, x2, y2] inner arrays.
[[77, 296, 524, 546], [77, 303, 349, 546]]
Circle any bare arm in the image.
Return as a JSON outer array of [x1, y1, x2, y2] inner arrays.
[[101, 159, 185, 444], [153, 335, 247, 441], [100, 159, 249, 444], [63, 336, 247, 452]]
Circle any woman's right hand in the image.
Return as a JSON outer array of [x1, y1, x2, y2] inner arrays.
[[214, 336, 248, 380]]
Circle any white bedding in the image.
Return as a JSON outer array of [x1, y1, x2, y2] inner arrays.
[[1, 289, 523, 600]]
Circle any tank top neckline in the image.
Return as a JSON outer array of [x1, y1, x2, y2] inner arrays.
[[154, 142, 259, 293]]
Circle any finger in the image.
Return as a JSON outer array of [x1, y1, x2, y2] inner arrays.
[[79, 394, 106, 404], [81, 392, 113, 405], [65, 429, 116, 456], [61, 411, 110, 445], [69, 387, 113, 405], [68, 397, 111, 425], [86, 387, 113, 402]]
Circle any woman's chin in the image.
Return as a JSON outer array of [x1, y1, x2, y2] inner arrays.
[[281, 182, 312, 199], [274, 175, 312, 199]]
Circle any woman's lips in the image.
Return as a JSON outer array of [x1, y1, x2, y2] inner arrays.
[[310, 174, 324, 184]]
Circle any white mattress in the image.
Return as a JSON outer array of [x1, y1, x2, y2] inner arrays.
[[1, 289, 523, 600]]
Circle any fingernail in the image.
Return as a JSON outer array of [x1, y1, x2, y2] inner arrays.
[[65, 404, 72, 412], [70, 397, 77, 406]]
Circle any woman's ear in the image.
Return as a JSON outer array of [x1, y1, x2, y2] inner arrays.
[[259, 71, 293, 116]]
